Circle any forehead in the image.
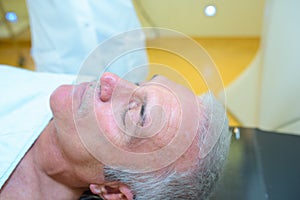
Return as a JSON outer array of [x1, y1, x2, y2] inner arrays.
[[140, 75, 201, 154], [147, 76, 203, 168], [138, 75, 196, 100], [122, 79, 182, 150]]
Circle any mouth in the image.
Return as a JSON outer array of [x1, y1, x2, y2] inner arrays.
[[74, 82, 91, 110], [74, 81, 101, 111]]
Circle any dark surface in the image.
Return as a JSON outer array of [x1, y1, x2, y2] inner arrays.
[[210, 128, 300, 200], [79, 128, 300, 200]]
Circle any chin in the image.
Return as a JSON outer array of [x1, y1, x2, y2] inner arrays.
[[50, 84, 74, 119]]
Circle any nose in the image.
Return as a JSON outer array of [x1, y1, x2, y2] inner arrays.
[[99, 72, 137, 102]]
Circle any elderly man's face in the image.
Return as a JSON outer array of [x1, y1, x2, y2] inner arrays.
[[50, 73, 202, 172]]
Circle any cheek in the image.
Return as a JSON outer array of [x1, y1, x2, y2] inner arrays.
[[56, 120, 94, 164], [95, 105, 125, 146]]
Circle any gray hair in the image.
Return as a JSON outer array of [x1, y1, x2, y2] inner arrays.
[[104, 94, 231, 200]]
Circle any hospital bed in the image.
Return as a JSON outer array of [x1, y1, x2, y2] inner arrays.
[[79, 128, 300, 200], [210, 128, 300, 200]]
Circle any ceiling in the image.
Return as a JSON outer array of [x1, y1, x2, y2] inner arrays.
[[0, 0, 29, 39], [134, 0, 265, 37], [0, 0, 265, 40]]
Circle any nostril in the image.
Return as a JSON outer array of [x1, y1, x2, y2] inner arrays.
[[97, 85, 101, 99], [99, 72, 119, 102], [100, 83, 112, 102]]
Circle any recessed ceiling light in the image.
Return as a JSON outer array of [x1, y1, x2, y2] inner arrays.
[[5, 11, 18, 23], [204, 5, 217, 17]]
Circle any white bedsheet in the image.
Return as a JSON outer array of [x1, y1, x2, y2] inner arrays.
[[0, 65, 74, 189]]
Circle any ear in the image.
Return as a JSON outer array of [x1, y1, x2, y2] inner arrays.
[[90, 182, 134, 200]]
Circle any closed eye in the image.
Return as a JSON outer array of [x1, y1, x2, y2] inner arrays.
[[139, 103, 146, 126], [122, 98, 146, 128]]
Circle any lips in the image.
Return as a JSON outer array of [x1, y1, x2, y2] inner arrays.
[[73, 82, 90, 110], [74, 81, 101, 111]]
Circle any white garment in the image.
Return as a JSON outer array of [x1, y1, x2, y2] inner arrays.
[[26, 0, 148, 82], [0, 65, 75, 189]]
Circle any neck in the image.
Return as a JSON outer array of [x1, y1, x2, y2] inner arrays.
[[0, 120, 88, 199], [0, 121, 88, 199], [33, 119, 89, 198], [1, 118, 108, 199]]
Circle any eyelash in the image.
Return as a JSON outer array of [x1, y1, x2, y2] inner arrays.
[[128, 100, 141, 110], [126, 98, 145, 127]]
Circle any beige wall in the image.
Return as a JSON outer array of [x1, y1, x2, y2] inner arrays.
[[134, 0, 265, 37], [226, 0, 300, 134]]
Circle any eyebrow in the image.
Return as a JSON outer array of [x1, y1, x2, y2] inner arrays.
[[134, 75, 158, 87], [151, 74, 159, 80]]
